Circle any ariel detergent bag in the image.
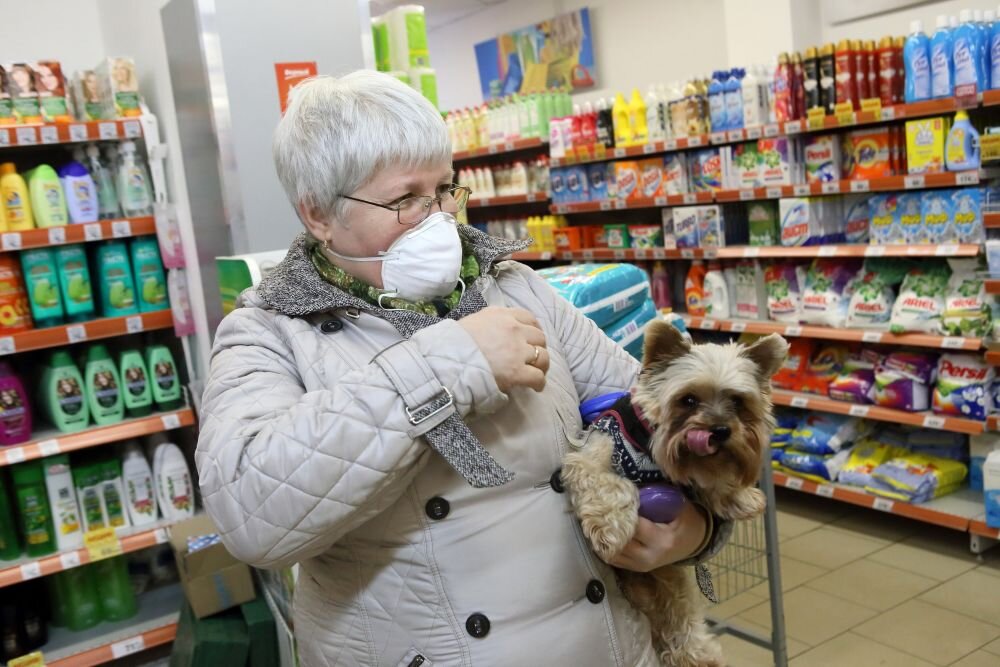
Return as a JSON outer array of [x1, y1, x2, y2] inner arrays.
[[933, 353, 995, 420], [537, 263, 650, 329], [602, 298, 658, 359]]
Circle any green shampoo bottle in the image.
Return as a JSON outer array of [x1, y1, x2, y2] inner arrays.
[[20, 248, 65, 328], [146, 345, 182, 411], [0, 472, 21, 560], [40, 350, 89, 432], [83, 344, 124, 426], [94, 241, 138, 317], [118, 349, 152, 417], [12, 461, 56, 557], [54, 244, 95, 322], [129, 237, 169, 313]]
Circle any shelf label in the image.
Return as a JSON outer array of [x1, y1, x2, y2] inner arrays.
[[161, 412, 183, 430], [784, 120, 802, 134], [880, 107, 896, 121], [654, 196, 667, 206], [1, 233, 22, 251], [84, 527, 123, 562], [861, 331, 883, 343], [599, 200, 612, 211], [99, 122, 118, 139], [539, 252, 552, 261], [614, 199, 627, 210], [835, 109, 857, 126], [124, 121, 141, 138], [653, 248, 667, 259], [112, 635, 147, 659], [743, 247, 760, 258], [922, 415, 946, 428], [956, 171, 979, 186], [69, 124, 88, 142], [849, 405, 870, 417], [664, 138, 678, 150], [5, 447, 25, 465], [821, 182, 840, 194], [613, 249, 626, 259], [745, 126, 762, 140], [765, 187, 783, 199], [728, 130, 744, 142], [818, 246, 837, 257], [642, 143, 656, 154], [710, 132, 726, 144], [850, 179, 870, 192], [0, 337, 15, 356], [126, 316, 145, 334], [559, 251, 574, 260], [785, 477, 804, 490], [790, 396, 809, 408], [613, 147, 626, 158], [904, 174, 925, 189], [7, 651, 44, 667], [680, 248, 695, 259], [59, 550, 81, 570], [0, 129, 9, 146], [485, 145, 498, 155], [730, 321, 747, 333], [554, 205, 566, 214], [66, 324, 87, 344], [940, 336, 966, 349], [683, 193, 697, 204], [704, 248, 718, 259], [934, 244, 960, 256], [816, 484, 835, 498], [526, 192, 538, 202], [872, 497, 894, 512], [15, 127, 37, 145], [700, 318, 717, 329], [687, 136, 704, 147], [864, 246, 887, 257], [111, 220, 132, 237], [764, 124, 780, 137], [39, 126, 59, 145], [46, 227, 66, 245], [549, 157, 561, 167], [784, 325, 803, 336], [37, 439, 60, 457], [739, 189, 754, 201], [154, 527, 169, 544], [793, 184, 810, 196], [19, 560, 41, 581], [478, 198, 490, 207], [633, 248, 648, 259], [83, 223, 103, 241]]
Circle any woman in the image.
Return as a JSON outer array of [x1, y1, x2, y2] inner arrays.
[[197, 71, 728, 667]]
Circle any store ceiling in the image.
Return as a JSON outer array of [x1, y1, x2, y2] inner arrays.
[[369, 0, 506, 29]]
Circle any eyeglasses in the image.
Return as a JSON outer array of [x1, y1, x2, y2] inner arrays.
[[340, 184, 471, 225]]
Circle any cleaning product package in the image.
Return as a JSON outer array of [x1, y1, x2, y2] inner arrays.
[[775, 448, 852, 483], [772, 339, 814, 390], [748, 202, 779, 246], [838, 440, 903, 488], [685, 261, 707, 316], [874, 351, 937, 411], [601, 298, 658, 359], [696, 205, 725, 247], [790, 414, 865, 455], [733, 261, 768, 320], [984, 450, 1000, 527], [890, 264, 949, 334], [703, 263, 730, 318], [921, 188, 958, 243], [671, 207, 699, 248], [970, 434, 999, 491], [952, 187, 983, 243], [866, 452, 967, 502], [765, 262, 805, 322], [898, 192, 925, 244], [941, 258, 991, 337], [800, 260, 860, 328], [869, 193, 904, 245], [536, 263, 650, 329], [829, 351, 880, 404], [779, 198, 820, 246], [933, 353, 994, 419], [842, 195, 870, 244]]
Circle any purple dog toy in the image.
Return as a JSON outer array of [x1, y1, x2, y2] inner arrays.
[[638, 482, 688, 523]]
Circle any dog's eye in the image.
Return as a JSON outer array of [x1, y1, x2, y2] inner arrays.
[[732, 395, 744, 410], [680, 394, 699, 409]]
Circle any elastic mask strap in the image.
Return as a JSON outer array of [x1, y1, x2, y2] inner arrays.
[[375, 278, 466, 312]]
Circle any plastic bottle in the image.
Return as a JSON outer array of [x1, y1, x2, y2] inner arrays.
[[877, 36, 896, 105], [130, 237, 169, 313], [115, 141, 153, 217], [758, 65, 776, 123], [992, 8, 1000, 89], [95, 241, 138, 317], [708, 71, 726, 131], [945, 109, 981, 170], [704, 262, 730, 319], [147, 345, 182, 411], [43, 455, 83, 551], [84, 344, 125, 426], [122, 441, 157, 526], [904, 20, 932, 102], [168, 269, 194, 337], [73, 463, 107, 531], [866, 39, 878, 96], [93, 555, 137, 621], [100, 459, 129, 529], [0, 362, 31, 445], [836, 39, 858, 108], [684, 79, 707, 135], [48, 567, 101, 631], [684, 261, 707, 317], [984, 10, 995, 89], [39, 350, 89, 432], [650, 261, 671, 310], [595, 98, 614, 148], [0, 473, 19, 560], [58, 161, 99, 224], [0, 255, 32, 333], [724, 69, 744, 129], [510, 161, 528, 196], [20, 248, 64, 328], [12, 462, 56, 557], [25, 165, 68, 228], [569, 103, 582, 150], [741, 67, 764, 127], [773, 54, 793, 122], [612, 92, 633, 147], [119, 349, 152, 418], [580, 101, 597, 146], [0, 163, 33, 231], [153, 441, 195, 520], [803, 47, 820, 111], [628, 89, 648, 145], [54, 244, 95, 323], [931, 14, 955, 98], [84, 144, 120, 220], [790, 55, 806, 119], [645, 87, 664, 142], [669, 81, 688, 137], [954, 11, 981, 92], [853, 39, 871, 102]]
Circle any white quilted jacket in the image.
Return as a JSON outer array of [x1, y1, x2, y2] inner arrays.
[[197, 232, 662, 666]]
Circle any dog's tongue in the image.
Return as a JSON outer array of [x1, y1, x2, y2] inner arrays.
[[687, 430, 718, 456]]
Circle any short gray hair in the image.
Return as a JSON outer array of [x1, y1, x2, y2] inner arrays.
[[272, 70, 450, 221]]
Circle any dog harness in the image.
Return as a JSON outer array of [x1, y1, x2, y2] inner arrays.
[[593, 393, 718, 603]]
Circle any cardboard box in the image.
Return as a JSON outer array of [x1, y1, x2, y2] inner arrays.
[[906, 116, 949, 175], [614, 161, 640, 200], [637, 158, 665, 198], [554, 226, 584, 250], [169, 514, 256, 618]]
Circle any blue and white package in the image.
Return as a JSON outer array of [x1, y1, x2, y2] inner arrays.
[[843, 195, 870, 244], [537, 263, 651, 329], [898, 192, 924, 244], [790, 414, 865, 455], [565, 166, 590, 203], [602, 298, 658, 359], [869, 193, 904, 245], [587, 163, 608, 201], [672, 207, 699, 248], [921, 189, 957, 243], [932, 353, 995, 420], [777, 448, 852, 482], [550, 168, 568, 204], [984, 450, 1000, 528], [952, 187, 983, 243]]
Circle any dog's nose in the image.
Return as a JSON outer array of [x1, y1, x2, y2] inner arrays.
[[710, 426, 731, 442]]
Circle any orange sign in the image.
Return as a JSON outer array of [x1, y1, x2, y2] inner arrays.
[[274, 62, 317, 113]]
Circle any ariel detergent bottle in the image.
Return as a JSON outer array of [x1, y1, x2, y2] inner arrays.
[[945, 109, 981, 171]]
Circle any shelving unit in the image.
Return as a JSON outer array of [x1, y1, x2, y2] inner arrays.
[[0, 119, 143, 148], [0, 310, 174, 356], [453, 137, 546, 162], [0, 217, 156, 251], [467, 192, 548, 208], [511, 243, 981, 262]]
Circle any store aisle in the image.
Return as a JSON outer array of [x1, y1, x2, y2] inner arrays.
[[715, 489, 1000, 667]]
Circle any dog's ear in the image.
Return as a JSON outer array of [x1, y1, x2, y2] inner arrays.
[[741, 334, 789, 381], [642, 320, 691, 369]]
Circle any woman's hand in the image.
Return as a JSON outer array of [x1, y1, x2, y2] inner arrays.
[[608, 502, 709, 573], [459, 307, 549, 392]]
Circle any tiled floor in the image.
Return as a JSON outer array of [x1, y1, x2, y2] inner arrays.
[[712, 488, 1000, 666]]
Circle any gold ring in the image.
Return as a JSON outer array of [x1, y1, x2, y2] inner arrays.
[[531, 346, 540, 366]]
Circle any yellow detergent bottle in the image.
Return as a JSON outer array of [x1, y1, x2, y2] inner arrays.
[[612, 93, 633, 147], [0, 163, 33, 231], [628, 88, 649, 145]]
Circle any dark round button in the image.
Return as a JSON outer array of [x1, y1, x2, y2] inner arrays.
[[425, 497, 450, 520], [320, 318, 343, 333], [586, 579, 605, 604], [550, 468, 564, 493], [465, 613, 490, 638]]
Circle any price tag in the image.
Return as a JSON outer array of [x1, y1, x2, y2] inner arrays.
[[613, 147, 626, 158], [0, 337, 15, 356], [478, 198, 490, 207], [794, 184, 810, 196], [864, 246, 887, 257], [633, 248, 648, 259], [849, 405, 870, 417], [526, 192, 538, 202], [816, 484, 835, 498], [559, 251, 573, 260], [850, 179, 870, 192], [503, 141, 515, 152], [683, 193, 697, 204], [66, 324, 87, 343], [727, 130, 744, 142], [84, 526, 123, 562], [161, 412, 182, 430], [784, 120, 802, 134], [818, 246, 837, 257], [764, 124, 780, 137], [154, 528, 169, 544], [47, 227, 66, 245], [687, 136, 704, 147], [111, 220, 132, 237], [19, 560, 41, 581], [940, 337, 966, 349], [872, 497, 894, 512], [38, 439, 61, 457], [730, 321, 747, 333], [614, 200, 626, 210], [904, 174, 925, 189], [654, 196, 667, 206], [766, 187, 783, 199], [539, 252, 552, 261], [956, 171, 979, 186], [1, 233, 22, 251], [69, 124, 88, 142], [7, 651, 44, 667], [126, 316, 144, 333], [743, 247, 760, 258], [15, 127, 37, 145], [59, 550, 81, 570], [550, 157, 561, 167], [821, 182, 840, 194], [701, 318, 717, 329], [642, 143, 656, 154], [835, 109, 857, 126], [613, 249, 626, 259], [785, 477, 805, 490], [124, 121, 141, 138], [99, 122, 118, 139], [83, 223, 103, 241], [653, 248, 667, 259], [554, 205, 567, 214], [922, 415, 946, 428], [784, 325, 803, 336], [0, 129, 8, 146], [710, 132, 726, 144], [862, 331, 883, 343], [599, 200, 612, 211], [704, 248, 718, 259], [582, 249, 596, 260], [745, 126, 762, 139], [112, 635, 146, 659], [5, 447, 25, 465], [739, 189, 755, 201], [880, 107, 896, 120], [807, 112, 826, 131], [935, 244, 960, 256], [39, 126, 59, 145], [790, 396, 809, 408]]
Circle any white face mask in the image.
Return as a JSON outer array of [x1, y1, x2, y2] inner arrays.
[[325, 211, 464, 303]]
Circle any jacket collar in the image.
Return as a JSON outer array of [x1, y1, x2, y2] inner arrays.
[[254, 225, 531, 317]]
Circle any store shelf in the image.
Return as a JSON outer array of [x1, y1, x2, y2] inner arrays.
[[986, 280, 1000, 295], [0, 119, 142, 149], [984, 212, 1000, 229], [0, 407, 194, 468], [773, 472, 989, 533], [467, 192, 548, 208], [0, 515, 192, 588], [772, 389, 985, 434], [0, 217, 156, 252], [452, 137, 546, 162], [683, 316, 982, 351], [552, 191, 713, 214], [20, 584, 183, 667], [969, 518, 1000, 540], [0, 310, 173, 356], [511, 243, 981, 262]]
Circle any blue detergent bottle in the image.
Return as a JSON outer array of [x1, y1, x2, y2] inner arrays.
[[708, 72, 726, 132], [945, 109, 981, 171], [981, 10, 994, 89], [723, 69, 743, 130], [990, 9, 1000, 88], [905, 20, 932, 101], [931, 14, 954, 98], [953, 10, 983, 92]]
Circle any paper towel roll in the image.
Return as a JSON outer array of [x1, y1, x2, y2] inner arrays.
[[387, 5, 430, 71], [372, 17, 390, 72], [409, 67, 438, 109]]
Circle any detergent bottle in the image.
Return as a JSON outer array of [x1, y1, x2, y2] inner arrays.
[[953, 11, 982, 92], [612, 93, 633, 147], [904, 20, 931, 102], [945, 109, 981, 171], [708, 71, 726, 132], [931, 14, 954, 98], [684, 261, 707, 317], [724, 68, 744, 130], [627, 89, 648, 146]]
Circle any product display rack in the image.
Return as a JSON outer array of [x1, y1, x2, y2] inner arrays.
[[513, 243, 981, 262], [0, 216, 155, 252], [0, 119, 143, 149], [0, 310, 174, 356], [467, 191, 548, 208], [452, 137, 546, 162]]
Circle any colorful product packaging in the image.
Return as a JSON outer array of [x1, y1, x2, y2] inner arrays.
[[897, 192, 924, 244], [553, 227, 584, 251], [874, 351, 937, 412], [696, 205, 725, 247], [614, 161, 640, 201], [800, 259, 860, 328], [628, 224, 663, 249], [731, 142, 762, 189], [941, 258, 992, 337], [952, 187, 983, 243], [5, 63, 41, 123], [95, 57, 142, 118], [690, 149, 724, 191], [842, 127, 892, 180], [586, 225, 609, 248], [765, 262, 805, 323], [890, 264, 949, 334], [672, 207, 699, 248], [868, 193, 903, 244], [933, 354, 994, 420], [565, 166, 590, 203], [638, 158, 665, 198], [0, 67, 14, 125], [921, 189, 958, 243], [748, 201, 780, 246], [758, 137, 799, 186], [536, 263, 650, 328], [772, 337, 814, 389], [905, 116, 949, 175], [550, 168, 567, 204], [662, 153, 688, 195], [586, 163, 609, 201], [804, 134, 842, 183], [733, 260, 769, 320], [779, 197, 818, 246], [604, 223, 631, 249], [32, 61, 72, 123], [842, 194, 870, 244]]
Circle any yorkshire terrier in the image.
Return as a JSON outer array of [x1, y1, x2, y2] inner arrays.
[[561, 322, 788, 667]]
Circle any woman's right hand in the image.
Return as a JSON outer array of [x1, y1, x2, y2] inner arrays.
[[459, 307, 549, 393]]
